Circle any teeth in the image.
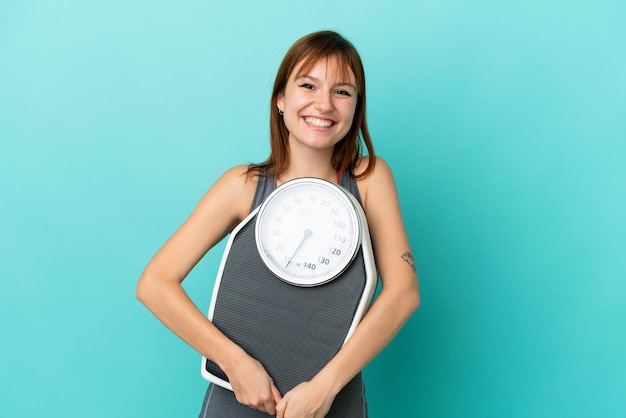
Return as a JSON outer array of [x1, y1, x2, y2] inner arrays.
[[304, 117, 333, 128]]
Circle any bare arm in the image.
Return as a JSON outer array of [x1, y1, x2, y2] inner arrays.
[[136, 166, 281, 414], [277, 158, 420, 418]]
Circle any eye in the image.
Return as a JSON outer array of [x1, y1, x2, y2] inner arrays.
[[334, 89, 352, 97], [298, 83, 315, 90]]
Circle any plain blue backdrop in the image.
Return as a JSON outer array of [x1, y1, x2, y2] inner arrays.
[[1, 1, 625, 417]]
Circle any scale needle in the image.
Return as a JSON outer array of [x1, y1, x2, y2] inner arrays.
[[285, 228, 312, 268]]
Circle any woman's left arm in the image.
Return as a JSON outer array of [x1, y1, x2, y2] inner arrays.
[[276, 157, 421, 418]]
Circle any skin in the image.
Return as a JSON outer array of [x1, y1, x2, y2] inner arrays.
[[276, 56, 358, 182], [136, 57, 420, 418]]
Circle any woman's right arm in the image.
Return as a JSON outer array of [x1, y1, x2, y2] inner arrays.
[[136, 166, 282, 414]]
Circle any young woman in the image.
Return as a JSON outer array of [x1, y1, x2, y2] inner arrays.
[[137, 30, 420, 418]]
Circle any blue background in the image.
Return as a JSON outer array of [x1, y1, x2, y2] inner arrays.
[[1, 1, 624, 417]]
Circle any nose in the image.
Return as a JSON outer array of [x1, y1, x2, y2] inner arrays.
[[314, 91, 334, 113]]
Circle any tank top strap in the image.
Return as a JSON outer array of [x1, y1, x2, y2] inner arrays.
[[249, 169, 362, 213], [338, 170, 363, 206], [250, 170, 277, 213]]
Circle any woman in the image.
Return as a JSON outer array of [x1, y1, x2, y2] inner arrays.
[[137, 30, 420, 418]]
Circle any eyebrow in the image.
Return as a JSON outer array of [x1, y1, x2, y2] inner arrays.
[[298, 75, 357, 91]]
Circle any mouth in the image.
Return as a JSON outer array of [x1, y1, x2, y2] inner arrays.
[[303, 116, 335, 129]]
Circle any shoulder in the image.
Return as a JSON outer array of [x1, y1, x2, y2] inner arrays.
[[201, 165, 259, 223], [212, 165, 256, 193], [354, 156, 396, 210], [354, 156, 394, 181]]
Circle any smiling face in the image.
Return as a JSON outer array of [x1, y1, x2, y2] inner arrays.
[[277, 56, 358, 155]]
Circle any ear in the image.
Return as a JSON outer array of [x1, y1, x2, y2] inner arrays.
[[276, 93, 285, 113]]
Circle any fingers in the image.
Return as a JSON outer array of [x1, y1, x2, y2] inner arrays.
[[263, 399, 277, 416], [227, 355, 283, 414], [261, 384, 282, 415], [233, 387, 273, 413], [272, 385, 283, 404], [245, 389, 279, 414], [238, 382, 282, 415], [276, 392, 289, 418]]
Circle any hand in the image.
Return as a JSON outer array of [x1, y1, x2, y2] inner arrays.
[[226, 354, 282, 415], [275, 380, 335, 418]]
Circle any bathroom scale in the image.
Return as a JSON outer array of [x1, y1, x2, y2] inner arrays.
[[201, 177, 376, 394]]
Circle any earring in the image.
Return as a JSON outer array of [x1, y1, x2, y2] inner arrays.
[[278, 109, 284, 116]]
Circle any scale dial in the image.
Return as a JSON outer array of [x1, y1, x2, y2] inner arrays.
[[255, 178, 362, 286]]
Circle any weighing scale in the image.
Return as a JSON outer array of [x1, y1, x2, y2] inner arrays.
[[201, 178, 376, 394]]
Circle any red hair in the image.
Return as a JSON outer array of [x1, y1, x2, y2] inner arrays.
[[248, 30, 376, 180]]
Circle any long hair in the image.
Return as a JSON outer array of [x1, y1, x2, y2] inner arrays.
[[247, 30, 376, 180]]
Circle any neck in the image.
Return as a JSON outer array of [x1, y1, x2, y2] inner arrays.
[[278, 145, 337, 185]]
